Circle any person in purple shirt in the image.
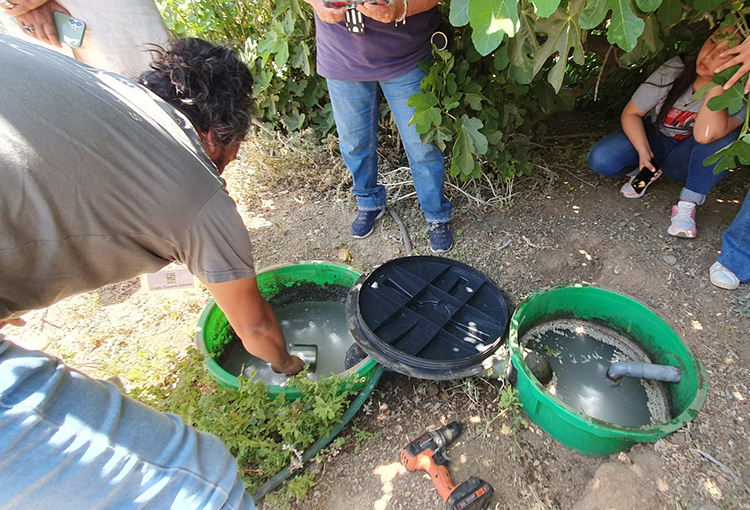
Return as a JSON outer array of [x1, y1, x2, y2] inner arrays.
[[304, 0, 454, 252]]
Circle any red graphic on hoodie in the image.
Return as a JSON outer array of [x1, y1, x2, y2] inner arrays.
[[663, 108, 698, 140]]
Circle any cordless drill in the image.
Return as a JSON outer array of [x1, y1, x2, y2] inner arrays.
[[400, 422, 493, 510]]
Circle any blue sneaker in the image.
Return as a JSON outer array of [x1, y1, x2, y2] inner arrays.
[[429, 222, 452, 253], [351, 209, 385, 238]]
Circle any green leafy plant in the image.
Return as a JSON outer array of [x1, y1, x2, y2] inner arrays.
[[157, 0, 332, 133], [133, 348, 361, 493], [351, 424, 378, 454], [156, 0, 747, 185], [487, 385, 529, 458]]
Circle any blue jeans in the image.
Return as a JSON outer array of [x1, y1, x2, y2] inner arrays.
[[718, 186, 750, 282], [588, 120, 741, 205], [327, 66, 453, 223], [0, 338, 254, 510]]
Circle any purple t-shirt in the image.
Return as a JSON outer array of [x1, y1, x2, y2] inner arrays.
[[315, 7, 441, 82]]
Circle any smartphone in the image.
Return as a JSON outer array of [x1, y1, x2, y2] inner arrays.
[[53, 11, 85, 48], [630, 159, 659, 192]]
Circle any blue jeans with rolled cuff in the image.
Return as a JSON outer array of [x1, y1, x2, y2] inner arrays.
[[718, 186, 750, 282], [327, 66, 453, 224], [0, 338, 254, 510], [588, 120, 741, 205]]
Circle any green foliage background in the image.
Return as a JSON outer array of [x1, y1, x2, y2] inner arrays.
[[156, 0, 750, 181]]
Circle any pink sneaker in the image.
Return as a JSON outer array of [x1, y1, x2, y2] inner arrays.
[[667, 200, 697, 238]]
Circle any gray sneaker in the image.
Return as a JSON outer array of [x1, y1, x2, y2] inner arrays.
[[709, 261, 740, 290]]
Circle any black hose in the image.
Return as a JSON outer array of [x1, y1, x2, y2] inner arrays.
[[385, 205, 413, 255]]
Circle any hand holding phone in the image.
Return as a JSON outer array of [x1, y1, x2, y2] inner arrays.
[[630, 159, 659, 191], [53, 10, 85, 47]]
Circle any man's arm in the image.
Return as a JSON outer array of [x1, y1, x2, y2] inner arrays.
[[204, 278, 304, 375]]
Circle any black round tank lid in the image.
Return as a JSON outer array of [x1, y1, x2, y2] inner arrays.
[[345, 256, 511, 380]]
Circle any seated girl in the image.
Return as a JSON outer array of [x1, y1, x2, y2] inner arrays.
[[588, 26, 746, 239]]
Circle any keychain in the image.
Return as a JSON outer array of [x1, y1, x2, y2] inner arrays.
[[345, 5, 365, 34]]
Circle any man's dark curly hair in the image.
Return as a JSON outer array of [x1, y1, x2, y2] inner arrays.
[[139, 38, 253, 148]]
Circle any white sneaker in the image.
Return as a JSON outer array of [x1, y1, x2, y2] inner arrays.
[[668, 200, 697, 238], [710, 261, 740, 290]]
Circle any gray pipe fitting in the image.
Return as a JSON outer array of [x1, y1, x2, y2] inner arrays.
[[606, 361, 682, 387]]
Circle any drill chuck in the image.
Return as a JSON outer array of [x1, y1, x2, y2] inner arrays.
[[435, 421, 462, 448]]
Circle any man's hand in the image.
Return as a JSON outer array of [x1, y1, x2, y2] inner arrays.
[[0, 318, 26, 330], [13, 0, 70, 48], [303, 0, 345, 24], [358, 0, 404, 24], [205, 278, 305, 377], [716, 37, 750, 94], [2, 0, 47, 17], [271, 355, 305, 375]]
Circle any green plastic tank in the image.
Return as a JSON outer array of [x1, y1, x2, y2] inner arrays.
[[195, 261, 379, 400], [508, 284, 708, 456]]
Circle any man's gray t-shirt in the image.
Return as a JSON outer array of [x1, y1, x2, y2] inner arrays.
[[632, 56, 747, 140], [0, 36, 255, 320]]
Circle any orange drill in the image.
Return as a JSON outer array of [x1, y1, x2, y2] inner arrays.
[[400, 421, 493, 510]]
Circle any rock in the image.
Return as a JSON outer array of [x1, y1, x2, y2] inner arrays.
[[572, 453, 667, 510], [525, 350, 553, 385], [337, 248, 352, 263], [663, 255, 677, 265]]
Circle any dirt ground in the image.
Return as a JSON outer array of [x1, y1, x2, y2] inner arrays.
[[6, 113, 750, 509]]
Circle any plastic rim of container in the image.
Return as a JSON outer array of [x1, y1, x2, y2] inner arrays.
[[508, 284, 708, 456], [195, 261, 379, 400]]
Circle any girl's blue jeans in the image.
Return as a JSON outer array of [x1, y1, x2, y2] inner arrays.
[[0, 339, 254, 510], [588, 120, 741, 205], [719, 185, 750, 282], [326, 66, 453, 223]]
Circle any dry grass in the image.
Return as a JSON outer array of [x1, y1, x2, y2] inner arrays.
[[231, 125, 564, 217]]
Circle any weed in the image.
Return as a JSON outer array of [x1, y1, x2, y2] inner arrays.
[[352, 424, 379, 454], [132, 348, 362, 493], [462, 378, 482, 403], [731, 292, 750, 318], [353, 425, 378, 443], [485, 384, 529, 459]]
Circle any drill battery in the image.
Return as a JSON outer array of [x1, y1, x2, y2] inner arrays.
[[446, 476, 493, 510]]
